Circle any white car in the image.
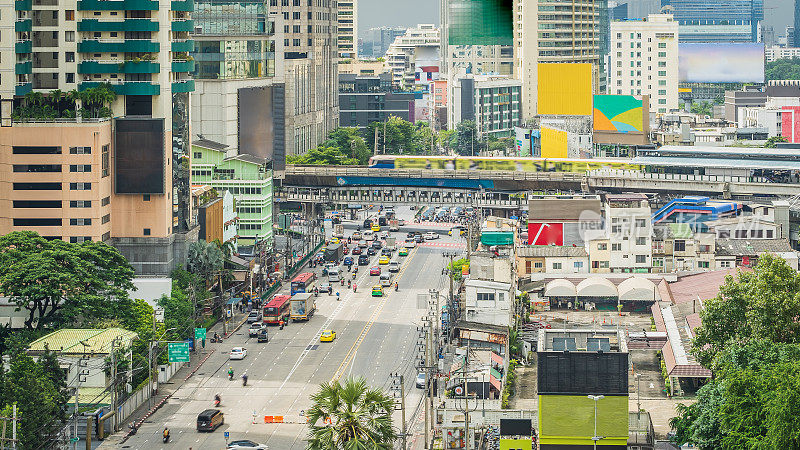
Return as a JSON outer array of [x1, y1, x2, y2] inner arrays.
[[363, 229, 374, 237], [405, 241, 416, 248], [424, 232, 439, 240], [388, 261, 400, 273], [227, 440, 268, 450], [380, 231, 389, 239], [229, 347, 247, 360]]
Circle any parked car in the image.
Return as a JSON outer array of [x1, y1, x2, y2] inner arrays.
[[227, 439, 268, 449], [388, 261, 400, 272], [415, 372, 426, 389], [197, 409, 224, 432], [229, 347, 247, 360], [318, 282, 333, 294], [248, 322, 265, 337], [246, 311, 262, 323]]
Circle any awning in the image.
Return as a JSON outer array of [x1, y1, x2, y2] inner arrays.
[[617, 277, 657, 302], [544, 279, 576, 297], [575, 277, 618, 297], [226, 297, 242, 305]]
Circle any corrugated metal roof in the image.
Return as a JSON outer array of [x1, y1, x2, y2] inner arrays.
[[715, 238, 794, 256], [28, 328, 138, 355], [517, 245, 588, 258], [68, 387, 111, 407]]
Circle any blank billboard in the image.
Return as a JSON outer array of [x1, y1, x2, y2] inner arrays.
[[115, 118, 164, 194], [537, 63, 592, 115], [238, 85, 286, 170], [678, 43, 765, 83], [447, 0, 513, 46]]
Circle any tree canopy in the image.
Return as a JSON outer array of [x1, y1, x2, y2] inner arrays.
[[671, 255, 800, 448], [0, 231, 135, 329], [306, 377, 397, 449], [766, 57, 800, 82]]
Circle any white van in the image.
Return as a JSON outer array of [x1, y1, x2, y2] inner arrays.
[[328, 268, 341, 283], [380, 273, 392, 287]]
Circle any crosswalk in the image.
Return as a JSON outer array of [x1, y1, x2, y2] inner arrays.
[[418, 242, 466, 248]]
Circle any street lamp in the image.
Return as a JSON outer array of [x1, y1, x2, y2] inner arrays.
[[587, 394, 604, 450]]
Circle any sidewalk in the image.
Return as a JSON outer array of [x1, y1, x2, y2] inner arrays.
[[98, 309, 249, 447]]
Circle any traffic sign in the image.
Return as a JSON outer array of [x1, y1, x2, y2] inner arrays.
[[224, 431, 229, 438], [168, 342, 190, 363], [194, 328, 207, 340]]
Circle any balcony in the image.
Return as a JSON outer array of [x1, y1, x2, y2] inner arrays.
[[171, 79, 194, 93], [171, 0, 193, 11], [171, 59, 194, 72], [170, 39, 193, 52], [15, 40, 32, 53], [15, 0, 31, 10], [15, 61, 32, 74], [78, 18, 159, 32], [77, 0, 158, 10], [78, 60, 160, 74], [78, 39, 159, 53], [171, 19, 194, 32], [15, 82, 32, 96], [80, 81, 160, 95], [15, 19, 32, 32]]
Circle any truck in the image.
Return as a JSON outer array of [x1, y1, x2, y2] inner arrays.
[[290, 293, 315, 321], [386, 237, 396, 251], [324, 243, 343, 262], [389, 219, 399, 231], [334, 224, 345, 239]]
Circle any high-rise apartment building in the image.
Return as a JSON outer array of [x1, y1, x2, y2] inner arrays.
[[0, 0, 196, 275], [663, 0, 763, 43], [514, 0, 605, 118], [359, 26, 406, 59], [267, 0, 338, 156], [609, 14, 679, 114], [337, 0, 357, 59], [385, 24, 440, 90]]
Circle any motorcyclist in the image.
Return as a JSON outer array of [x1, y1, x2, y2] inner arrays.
[[394, 282, 399, 292], [336, 291, 340, 301], [214, 393, 221, 406], [228, 366, 234, 380], [163, 427, 170, 443]]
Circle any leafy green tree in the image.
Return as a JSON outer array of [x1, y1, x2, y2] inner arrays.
[[766, 57, 800, 82], [287, 145, 358, 166], [324, 127, 372, 164], [764, 136, 788, 148], [0, 231, 135, 329], [187, 239, 224, 282], [306, 377, 397, 449], [455, 120, 484, 156], [691, 254, 800, 367], [691, 101, 713, 117], [438, 129, 457, 153], [0, 350, 68, 449]]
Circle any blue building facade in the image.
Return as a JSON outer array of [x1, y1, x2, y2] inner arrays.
[[664, 0, 763, 42]]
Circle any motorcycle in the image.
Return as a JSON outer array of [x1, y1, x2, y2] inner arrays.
[[228, 368, 234, 380], [394, 283, 399, 292], [214, 394, 221, 407], [163, 429, 170, 443]]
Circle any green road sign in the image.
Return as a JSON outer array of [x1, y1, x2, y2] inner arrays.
[[194, 328, 207, 340], [168, 342, 190, 363]]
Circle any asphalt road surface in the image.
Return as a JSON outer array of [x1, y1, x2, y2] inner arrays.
[[116, 207, 466, 450]]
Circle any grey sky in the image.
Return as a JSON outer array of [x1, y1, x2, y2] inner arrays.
[[358, 0, 439, 35]]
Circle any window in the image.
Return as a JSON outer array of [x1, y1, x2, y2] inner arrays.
[[193, 151, 202, 159], [65, 52, 75, 62], [674, 240, 686, 251], [13, 164, 61, 173], [636, 237, 647, 245], [534, 262, 543, 269], [69, 164, 91, 173], [635, 255, 647, 264], [70, 146, 91, 154], [69, 200, 91, 208], [658, 99, 666, 104], [599, 261, 609, 268], [65, 10, 74, 20], [13, 218, 62, 226], [658, 42, 666, 48], [720, 260, 732, 268], [611, 243, 622, 251], [476, 292, 495, 302], [597, 243, 607, 250], [612, 225, 622, 233], [735, 230, 748, 238], [69, 182, 91, 190], [65, 31, 75, 42], [13, 146, 60, 154], [658, 70, 666, 77], [658, 89, 666, 95], [14, 182, 61, 190], [573, 261, 583, 269], [70, 236, 92, 243], [552, 262, 562, 270], [101, 144, 109, 177], [653, 258, 664, 267], [293, 39, 300, 46], [767, 229, 774, 238], [66, 73, 74, 83], [698, 261, 710, 269], [659, 80, 666, 86], [143, 228, 151, 236], [101, 214, 110, 224], [70, 218, 92, 226], [13, 200, 61, 208], [293, 11, 300, 19], [102, 196, 110, 206]]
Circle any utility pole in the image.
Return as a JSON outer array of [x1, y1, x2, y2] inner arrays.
[[110, 337, 119, 432], [373, 126, 379, 156], [389, 373, 407, 450]]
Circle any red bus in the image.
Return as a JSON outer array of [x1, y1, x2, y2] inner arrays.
[[290, 272, 317, 295], [263, 295, 291, 324]]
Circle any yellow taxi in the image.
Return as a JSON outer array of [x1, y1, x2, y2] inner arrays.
[[379, 255, 390, 265], [371, 224, 381, 232], [399, 248, 409, 257], [371, 285, 384, 297], [320, 330, 336, 342], [330, 237, 340, 244]]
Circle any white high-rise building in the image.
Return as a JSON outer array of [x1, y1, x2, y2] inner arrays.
[[338, 0, 357, 59], [385, 24, 440, 90], [609, 14, 679, 114]]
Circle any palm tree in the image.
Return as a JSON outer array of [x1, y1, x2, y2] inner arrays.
[[307, 377, 397, 450]]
